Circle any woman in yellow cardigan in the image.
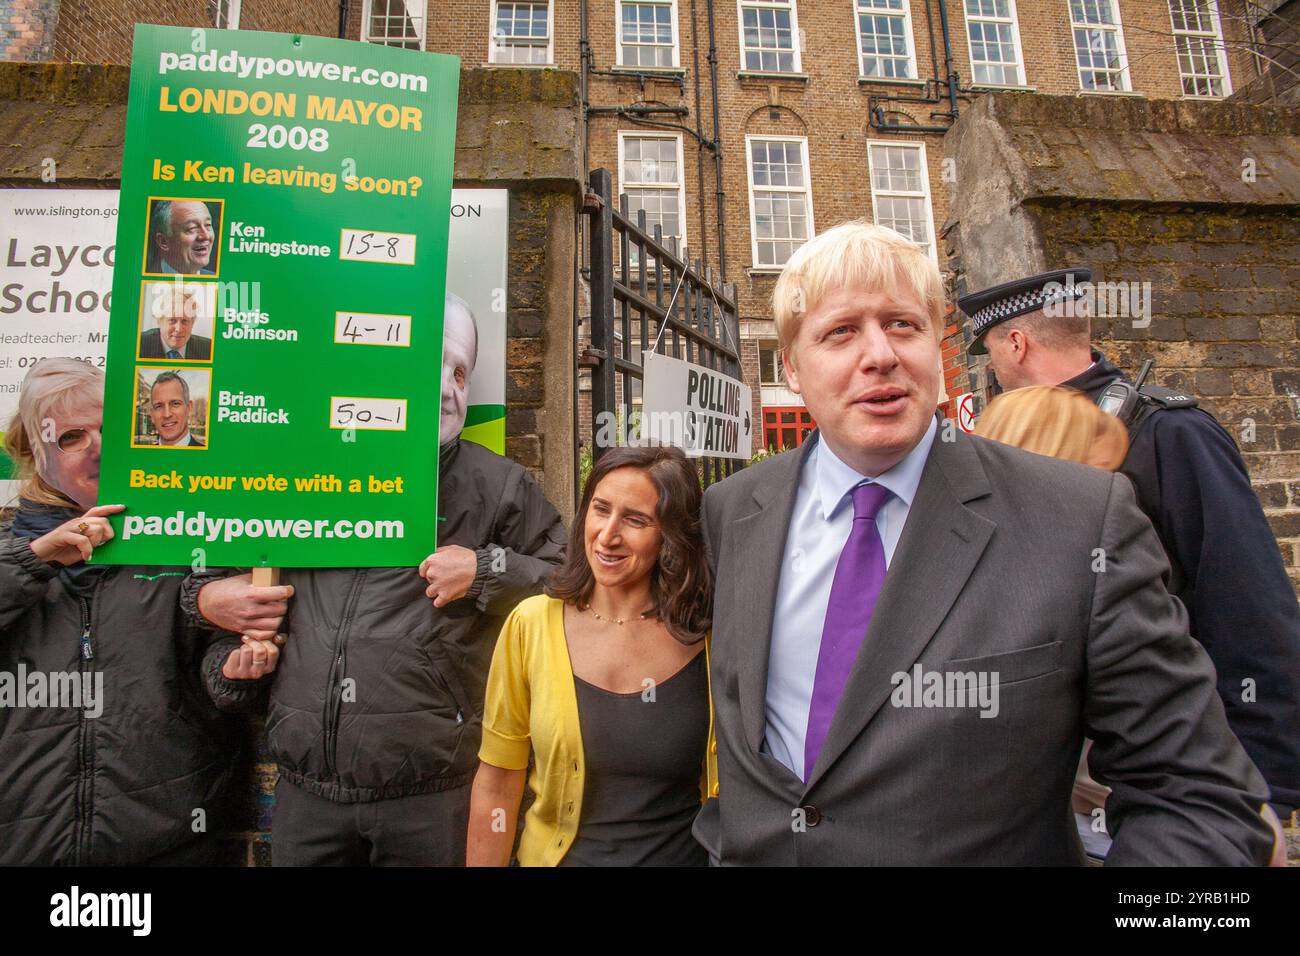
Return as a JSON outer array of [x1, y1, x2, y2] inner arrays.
[[466, 445, 715, 866]]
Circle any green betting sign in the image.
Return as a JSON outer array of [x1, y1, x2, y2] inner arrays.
[[94, 25, 459, 567]]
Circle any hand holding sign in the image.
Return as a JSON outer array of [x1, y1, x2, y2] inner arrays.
[[419, 544, 477, 608], [197, 572, 294, 642], [29, 504, 125, 566]]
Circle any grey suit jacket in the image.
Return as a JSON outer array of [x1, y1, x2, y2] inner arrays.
[[139, 328, 213, 361], [694, 426, 1272, 865]]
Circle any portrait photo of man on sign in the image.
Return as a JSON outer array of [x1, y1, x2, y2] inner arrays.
[[138, 280, 216, 361], [133, 366, 210, 448], [144, 197, 222, 276]]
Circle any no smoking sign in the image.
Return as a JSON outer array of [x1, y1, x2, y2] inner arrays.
[[956, 392, 976, 433]]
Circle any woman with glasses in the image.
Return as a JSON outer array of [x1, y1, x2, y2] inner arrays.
[[0, 357, 246, 865]]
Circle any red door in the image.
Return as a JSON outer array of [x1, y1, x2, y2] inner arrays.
[[762, 406, 816, 452]]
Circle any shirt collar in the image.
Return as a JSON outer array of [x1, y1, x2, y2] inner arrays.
[[814, 415, 938, 520]]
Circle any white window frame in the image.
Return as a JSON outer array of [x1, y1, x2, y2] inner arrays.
[[361, 0, 426, 50], [616, 131, 689, 254], [963, 0, 1028, 88], [212, 0, 241, 29], [1168, 0, 1232, 97], [745, 134, 815, 270], [488, 0, 555, 65], [866, 139, 939, 268], [852, 0, 919, 82], [758, 339, 783, 385], [1068, 0, 1132, 92], [737, 0, 803, 74], [617, 0, 682, 69]]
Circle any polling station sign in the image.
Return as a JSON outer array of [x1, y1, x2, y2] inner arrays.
[[641, 350, 752, 460], [93, 26, 459, 567]]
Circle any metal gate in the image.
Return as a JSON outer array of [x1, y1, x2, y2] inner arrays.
[[580, 167, 745, 490]]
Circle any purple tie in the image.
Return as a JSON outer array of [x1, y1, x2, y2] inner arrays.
[[804, 481, 891, 782]]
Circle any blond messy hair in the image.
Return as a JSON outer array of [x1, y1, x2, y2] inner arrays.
[[974, 385, 1129, 471], [772, 220, 946, 354], [149, 280, 206, 320], [4, 357, 104, 508]]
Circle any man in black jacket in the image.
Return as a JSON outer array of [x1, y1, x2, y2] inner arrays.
[[962, 268, 1300, 819], [188, 296, 567, 864]]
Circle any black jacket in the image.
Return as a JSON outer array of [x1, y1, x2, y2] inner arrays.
[[1064, 351, 1300, 812], [192, 438, 567, 802], [0, 518, 244, 865]]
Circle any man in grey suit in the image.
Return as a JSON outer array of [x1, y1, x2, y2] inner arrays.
[[693, 221, 1273, 866], [139, 283, 213, 361]]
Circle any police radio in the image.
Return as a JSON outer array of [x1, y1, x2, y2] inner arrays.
[[1097, 358, 1198, 435]]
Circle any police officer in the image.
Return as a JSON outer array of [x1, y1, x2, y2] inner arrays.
[[960, 268, 1300, 818]]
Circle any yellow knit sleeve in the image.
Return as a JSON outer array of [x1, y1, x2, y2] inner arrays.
[[478, 602, 535, 771]]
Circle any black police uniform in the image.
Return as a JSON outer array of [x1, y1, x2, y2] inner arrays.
[[1065, 352, 1300, 813], [960, 267, 1300, 815]]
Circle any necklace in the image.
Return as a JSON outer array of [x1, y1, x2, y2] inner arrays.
[[581, 603, 650, 626]]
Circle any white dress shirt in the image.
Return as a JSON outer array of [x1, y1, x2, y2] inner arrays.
[[762, 416, 938, 781]]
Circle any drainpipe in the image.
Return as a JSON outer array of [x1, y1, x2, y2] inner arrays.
[[923, 0, 940, 90], [690, 0, 709, 267], [706, 0, 727, 280], [936, 0, 959, 120], [579, 0, 591, 178]]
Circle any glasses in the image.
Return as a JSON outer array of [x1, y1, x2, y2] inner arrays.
[[55, 427, 100, 454]]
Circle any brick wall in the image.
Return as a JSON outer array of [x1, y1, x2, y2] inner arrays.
[[1, 0, 342, 65], [1, 0, 58, 60], [944, 91, 1300, 592]]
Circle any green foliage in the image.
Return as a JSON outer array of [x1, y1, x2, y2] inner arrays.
[[579, 442, 593, 497]]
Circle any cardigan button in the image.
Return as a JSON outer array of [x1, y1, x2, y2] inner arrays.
[[710, 783, 719, 797], [710, 740, 717, 754], [566, 801, 574, 814]]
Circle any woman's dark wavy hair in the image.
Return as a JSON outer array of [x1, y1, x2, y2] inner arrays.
[[546, 445, 712, 645]]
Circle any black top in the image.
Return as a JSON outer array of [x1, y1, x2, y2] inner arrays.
[[1064, 351, 1300, 813], [559, 650, 709, 866]]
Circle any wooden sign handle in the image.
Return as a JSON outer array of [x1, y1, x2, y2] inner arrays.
[[245, 567, 284, 647], [252, 567, 280, 587]]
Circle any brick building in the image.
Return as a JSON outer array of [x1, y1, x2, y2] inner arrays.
[[4, 0, 1296, 550], [5, 0, 1289, 441]]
